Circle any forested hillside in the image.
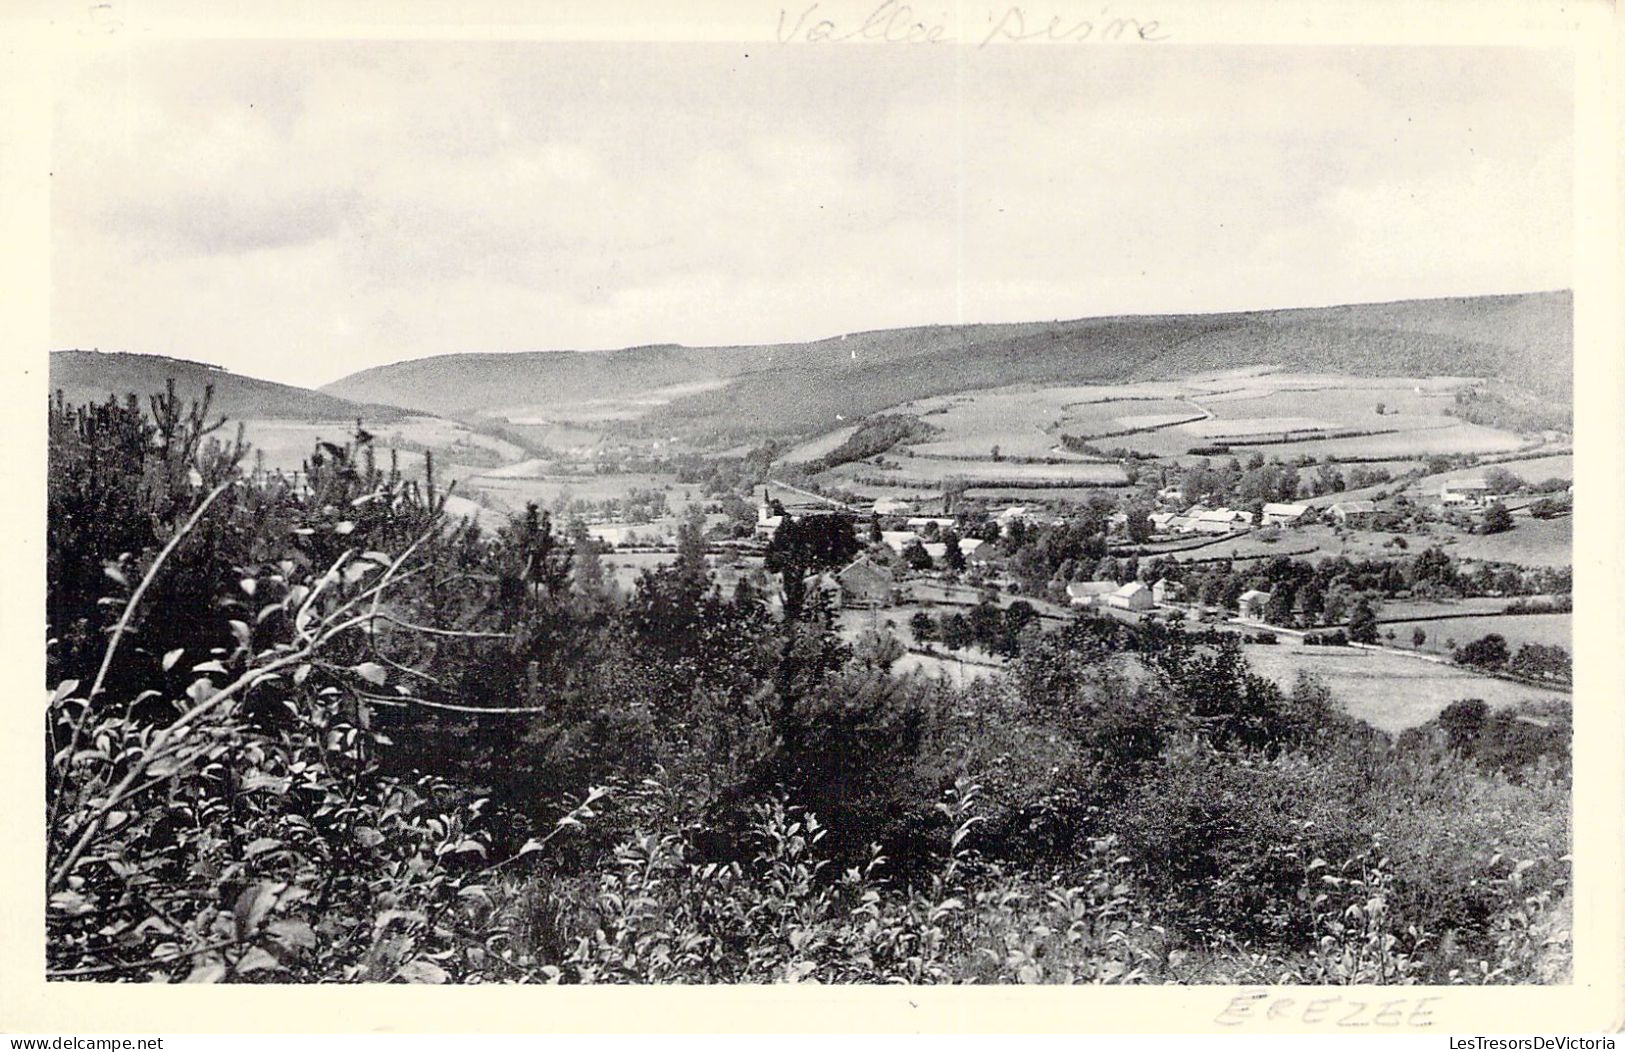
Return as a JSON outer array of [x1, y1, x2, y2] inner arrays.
[[319, 291, 1571, 438], [45, 384, 1571, 984], [51, 350, 409, 423]]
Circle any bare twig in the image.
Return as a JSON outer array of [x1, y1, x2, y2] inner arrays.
[[89, 479, 236, 701], [49, 935, 239, 979], [355, 690, 550, 716], [50, 480, 235, 844], [368, 612, 512, 639]]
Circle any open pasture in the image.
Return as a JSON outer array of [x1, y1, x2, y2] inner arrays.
[[1231, 421, 1528, 460], [780, 424, 860, 464], [966, 485, 1118, 503], [242, 419, 429, 475], [824, 456, 1129, 488], [461, 470, 708, 520], [1379, 613, 1571, 656], [1440, 513, 1572, 568], [1372, 596, 1515, 620], [1413, 455, 1574, 498], [1182, 415, 1334, 439], [240, 414, 526, 475], [895, 384, 1187, 459], [484, 419, 606, 453], [1113, 412, 1205, 430], [1056, 397, 1203, 436], [1200, 380, 1459, 421], [1241, 640, 1566, 735]]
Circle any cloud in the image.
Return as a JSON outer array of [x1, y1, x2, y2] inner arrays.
[[50, 42, 1573, 386]]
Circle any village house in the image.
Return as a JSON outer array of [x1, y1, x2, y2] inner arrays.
[[754, 499, 785, 541], [964, 540, 997, 566], [1148, 511, 1177, 532], [1151, 578, 1184, 604], [1108, 581, 1154, 611], [906, 516, 956, 531], [994, 505, 1031, 533], [588, 524, 672, 549], [834, 555, 894, 609], [1262, 501, 1309, 526], [921, 541, 971, 563], [1440, 478, 1494, 507], [1066, 580, 1118, 608], [1237, 588, 1272, 620], [1193, 508, 1250, 534], [872, 497, 915, 516], [879, 530, 919, 555], [1329, 499, 1377, 526]]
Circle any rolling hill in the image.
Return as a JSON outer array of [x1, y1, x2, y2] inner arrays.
[[320, 291, 1572, 440], [50, 350, 410, 423]]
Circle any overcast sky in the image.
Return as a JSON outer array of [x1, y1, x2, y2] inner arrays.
[[51, 42, 1572, 388]]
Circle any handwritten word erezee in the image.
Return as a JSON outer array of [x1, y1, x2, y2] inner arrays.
[[1215, 991, 1442, 1028]]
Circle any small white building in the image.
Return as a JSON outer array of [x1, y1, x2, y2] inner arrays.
[[1262, 502, 1309, 525], [754, 504, 784, 541], [1441, 479, 1493, 507], [872, 497, 915, 516], [995, 505, 1031, 529], [1066, 580, 1118, 608], [1329, 499, 1377, 525], [1237, 589, 1272, 620], [1148, 511, 1177, 531], [1194, 508, 1250, 534], [1152, 578, 1184, 604], [1108, 581, 1154, 611], [880, 530, 920, 555]]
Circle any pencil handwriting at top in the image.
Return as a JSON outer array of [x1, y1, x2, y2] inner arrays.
[[980, 6, 1168, 46], [773, 2, 1168, 45], [776, 1, 952, 44]]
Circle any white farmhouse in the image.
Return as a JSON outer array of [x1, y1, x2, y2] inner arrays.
[[1108, 581, 1154, 611], [1262, 502, 1309, 525]]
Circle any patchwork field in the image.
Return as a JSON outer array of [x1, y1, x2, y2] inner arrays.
[[1236, 422, 1530, 460], [892, 384, 1188, 460], [1184, 415, 1334, 439], [1241, 640, 1567, 735], [460, 470, 710, 521], [824, 457, 1129, 488]]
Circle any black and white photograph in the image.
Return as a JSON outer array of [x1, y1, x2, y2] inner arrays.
[[8, 0, 1622, 1032]]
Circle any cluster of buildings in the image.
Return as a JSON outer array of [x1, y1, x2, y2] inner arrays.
[[879, 530, 990, 564], [1149, 505, 1267, 536], [1439, 478, 1500, 508], [1065, 578, 1183, 612]]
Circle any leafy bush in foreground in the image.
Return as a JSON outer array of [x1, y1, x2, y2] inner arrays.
[[46, 385, 1572, 984]]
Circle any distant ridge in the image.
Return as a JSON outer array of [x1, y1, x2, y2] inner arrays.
[[318, 291, 1571, 438], [50, 350, 410, 423]]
